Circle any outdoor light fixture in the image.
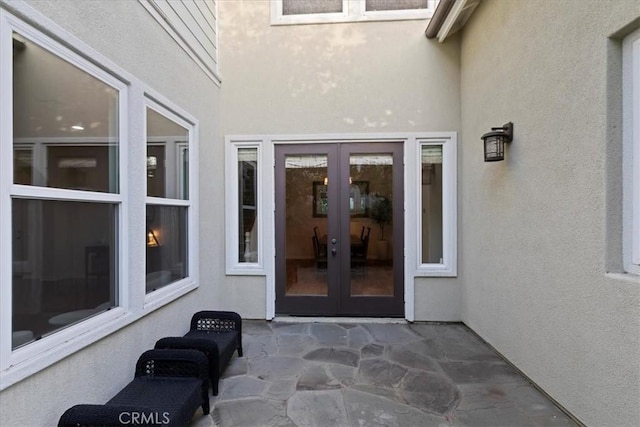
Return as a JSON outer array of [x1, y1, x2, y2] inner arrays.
[[481, 122, 513, 162]]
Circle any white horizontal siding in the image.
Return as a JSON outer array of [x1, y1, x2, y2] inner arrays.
[[140, 0, 220, 84]]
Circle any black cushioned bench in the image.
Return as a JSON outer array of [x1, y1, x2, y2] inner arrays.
[[155, 310, 243, 395], [58, 349, 209, 427]]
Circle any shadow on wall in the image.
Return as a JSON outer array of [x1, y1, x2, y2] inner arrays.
[[219, 0, 455, 130]]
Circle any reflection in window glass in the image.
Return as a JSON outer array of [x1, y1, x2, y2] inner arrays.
[[238, 148, 258, 262], [179, 145, 189, 200], [366, 0, 428, 11], [14, 148, 32, 185], [146, 108, 189, 200], [11, 199, 117, 349], [283, 0, 343, 15], [12, 34, 119, 193], [146, 205, 188, 293], [421, 145, 443, 264], [285, 154, 328, 296]]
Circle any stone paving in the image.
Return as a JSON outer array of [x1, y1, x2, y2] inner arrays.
[[193, 321, 577, 427]]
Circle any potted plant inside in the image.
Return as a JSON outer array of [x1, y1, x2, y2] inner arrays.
[[369, 195, 392, 260]]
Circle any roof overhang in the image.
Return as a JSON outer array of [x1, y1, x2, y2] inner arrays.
[[425, 0, 481, 42]]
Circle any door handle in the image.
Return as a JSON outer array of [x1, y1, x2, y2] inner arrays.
[[331, 248, 337, 256]]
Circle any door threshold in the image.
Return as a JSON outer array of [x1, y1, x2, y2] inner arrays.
[[273, 316, 407, 324]]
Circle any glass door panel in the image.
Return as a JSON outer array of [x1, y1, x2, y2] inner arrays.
[[275, 144, 339, 315], [348, 153, 394, 296], [339, 143, 404, 316], [285, 154, 329, 296]]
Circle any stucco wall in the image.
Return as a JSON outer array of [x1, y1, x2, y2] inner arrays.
[[220, 0, 460, 134], [218, 0, 462, 319], [459, 1, 640, 425], [0, 0, 224, 425]]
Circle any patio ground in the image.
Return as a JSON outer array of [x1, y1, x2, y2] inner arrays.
[[193, 320, 577, 427]]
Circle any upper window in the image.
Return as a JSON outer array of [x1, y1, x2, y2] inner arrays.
[[272, 0, 435, 25], [623, 28, 640, 274]]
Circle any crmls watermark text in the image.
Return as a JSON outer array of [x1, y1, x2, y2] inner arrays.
[[118, 412, 170, 425]]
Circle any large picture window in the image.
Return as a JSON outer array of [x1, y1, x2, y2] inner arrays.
[[8, 29, 122, 350]]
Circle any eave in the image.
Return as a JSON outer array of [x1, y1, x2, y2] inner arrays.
[[425, 0, 481, 42]]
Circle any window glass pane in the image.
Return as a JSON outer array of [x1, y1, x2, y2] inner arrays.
[[146, 205, 188, 293], [350, 153, 394, 296], [285, 154, 328, 296], [12, 34, 119, 193], [283, 0, 343, 15], [421, 145, 443, 264], [12, 199, 117, 349], [239, 148, 258, 263], [146, 108, 189, 200], [366, 0, 428, 11]]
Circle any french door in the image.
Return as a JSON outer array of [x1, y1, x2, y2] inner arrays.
[[275, 142, 403, 316]]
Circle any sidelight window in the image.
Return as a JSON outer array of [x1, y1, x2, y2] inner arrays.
[[415, 138, 457, 276]]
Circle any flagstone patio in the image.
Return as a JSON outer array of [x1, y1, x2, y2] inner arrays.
[[193, 320, 577, 427]]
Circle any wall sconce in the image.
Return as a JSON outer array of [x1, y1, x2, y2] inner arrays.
[[481, 122, 513, 162], [147, 229, 159, 247]]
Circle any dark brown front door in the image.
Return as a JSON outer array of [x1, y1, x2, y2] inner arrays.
[[275, 142, 404, 316]]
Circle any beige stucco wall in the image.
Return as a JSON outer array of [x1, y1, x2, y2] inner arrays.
[[0, 0, 225, 425], [459, 1, 640, 425], [218, 0, 462, 318], [220, 0, 460, 134]]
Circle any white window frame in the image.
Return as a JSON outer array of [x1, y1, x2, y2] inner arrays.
[[143, 97, 199, 305], [0, 7, 199, 390], [412, 137, 457, 277], [623, 28, 640, 275], [271, 0, 436, 26], [0, 9, 129, 383], [225, 138, 265, 275]]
